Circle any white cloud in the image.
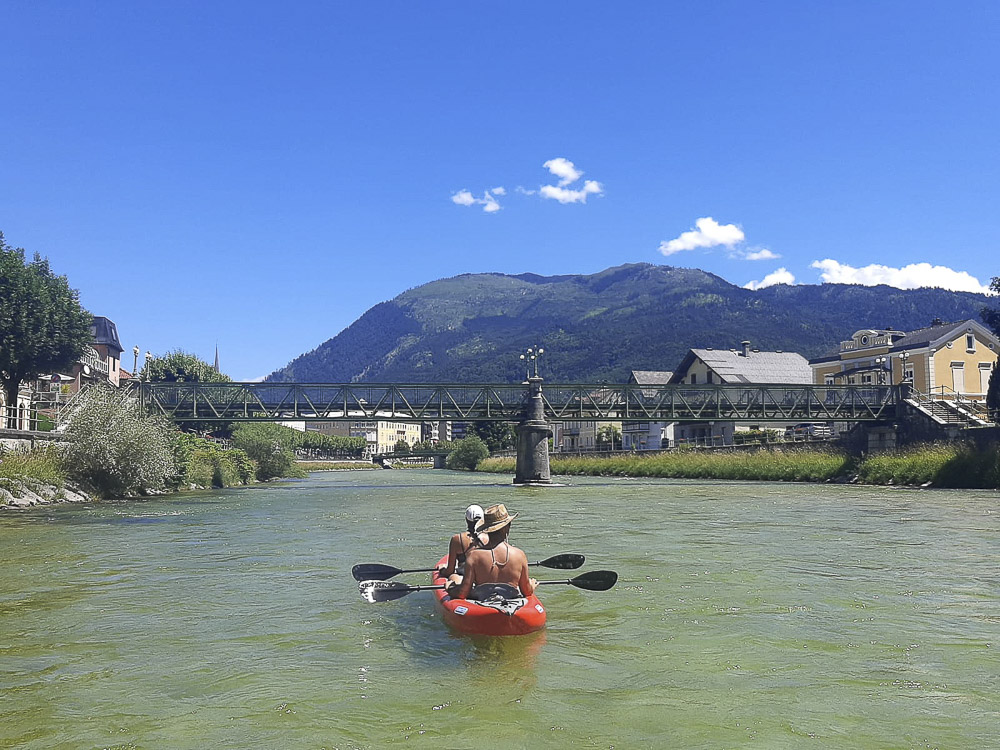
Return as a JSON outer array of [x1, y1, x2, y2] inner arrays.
[[659, 217, 745, 256], [539, 179, 603, 205], [741, 248, 780, 261], [451, 190, 476, 207], [451, 188, 504, 213], [744, 267, 796, 290], [810, 259, 992, 294], [543, 157, 583, 186], [451, 157, 603, 211]]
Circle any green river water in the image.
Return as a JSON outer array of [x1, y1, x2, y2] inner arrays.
[[1, 470, 997, 749]]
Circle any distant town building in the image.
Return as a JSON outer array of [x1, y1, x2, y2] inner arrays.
[[667, 340, 812, 445], [808, 319, 999, 397], [622, 370, 675, 451]]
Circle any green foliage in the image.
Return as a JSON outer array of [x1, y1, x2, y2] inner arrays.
[[264, 263, 994, 383], [142, 349, 231, 383], [0, 445, 66, 487], [857, 443, 1000, 489], [0, 232, 92, 426], [446, 435, 490, 470], [981, 276, 1000, 338], [393, 439, 411, 454], [596, 424, 622, 450], [469, 421, 516, 453], [62, 385, 176, 497], [987, 364, 1000, 423], [172, 433, 255, 489], [479, 442, 1000, 488], [229, 423, 311, 480]]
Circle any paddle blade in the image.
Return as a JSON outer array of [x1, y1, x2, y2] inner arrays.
[[359, 579, 414, 603], [538, 553, 585, 570], [352, 563, 402, 582], [570, 570, 618, 591]]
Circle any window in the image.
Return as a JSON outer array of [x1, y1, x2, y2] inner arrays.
[[824, 375, 834, 385], [903, 366, 914, 383], [966, 334, 976, 352], [690, 373, 697, 384], [861, 373, 873, 385], [707, 371, 713, 384]]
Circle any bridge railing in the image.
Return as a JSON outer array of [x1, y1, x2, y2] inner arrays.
[[138, 381, 901, 423]]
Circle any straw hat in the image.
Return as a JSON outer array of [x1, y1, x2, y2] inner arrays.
[[479, 503, 518, 534]]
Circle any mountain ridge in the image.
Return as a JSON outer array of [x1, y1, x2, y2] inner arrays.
[[266, 263, 992, 383]]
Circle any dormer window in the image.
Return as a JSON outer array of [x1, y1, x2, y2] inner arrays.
[[860, 335, 870, 346]]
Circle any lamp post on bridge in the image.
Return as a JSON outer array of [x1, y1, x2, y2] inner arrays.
[[514, 346, 552, 485], [874, 355, 892, 386]]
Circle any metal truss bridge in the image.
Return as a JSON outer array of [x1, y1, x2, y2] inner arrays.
[[138, 381, 902, 423]]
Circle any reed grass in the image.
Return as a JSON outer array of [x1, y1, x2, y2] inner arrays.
[[297, 461, 377, 472], [479, 443, 1000, 488], [0, 446, 67, 487]]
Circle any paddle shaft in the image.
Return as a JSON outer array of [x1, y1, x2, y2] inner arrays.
[[352, 553, 585, 582]]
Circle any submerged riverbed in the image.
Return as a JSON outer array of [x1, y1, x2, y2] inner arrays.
[[1, 471, 997, 748]]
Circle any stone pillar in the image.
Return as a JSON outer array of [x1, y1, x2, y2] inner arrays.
[[514, 376, 552, 485]]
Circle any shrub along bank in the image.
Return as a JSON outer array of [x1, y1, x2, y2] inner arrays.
[[477, 442, 1000, 489]]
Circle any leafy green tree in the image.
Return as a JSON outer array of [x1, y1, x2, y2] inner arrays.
[[596, 424, 622, 450], [981, 276, 1000, 337], [393, 439, 411, 454], [62, 384, 175, 497], [0, 233, 92, 428], [446, 435, 489, 470], [469, 420, 516, 453], [987, 364, 1000, 423], [142, 349, 231, 383]]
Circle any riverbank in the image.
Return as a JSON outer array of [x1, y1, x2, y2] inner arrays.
[[477, 442, 1000, 488]]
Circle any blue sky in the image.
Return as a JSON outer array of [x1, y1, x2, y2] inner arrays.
[[2, 2, 997, 379]]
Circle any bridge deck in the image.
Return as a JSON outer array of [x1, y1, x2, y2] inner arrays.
[[138, 382, 901, 423]]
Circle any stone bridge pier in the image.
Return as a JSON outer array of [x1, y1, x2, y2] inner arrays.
[[514, 376, 552, 485]]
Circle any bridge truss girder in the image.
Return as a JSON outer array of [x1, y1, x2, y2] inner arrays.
[[138, 382, 901, 423]]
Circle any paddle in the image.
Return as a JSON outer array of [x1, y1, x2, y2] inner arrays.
[[359, 570, 618, 603], [351, 553, 586, 582]]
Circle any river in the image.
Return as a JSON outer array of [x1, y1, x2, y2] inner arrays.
[[1, 470, 997, 749]]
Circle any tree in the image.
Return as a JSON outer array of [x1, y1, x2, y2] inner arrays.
[[987, 364, 1000, 424], [596, 424, 622, 450], [393, 439, 411, 454], [142, 349, 231, 383], [981, 276, 1000, 337], [0, 233, 93, 428], [469, 420, 516, 453], [62, 384, 176, 497], [446, 435, 489, 470]]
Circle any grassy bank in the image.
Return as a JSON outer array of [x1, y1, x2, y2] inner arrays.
[[477, 442, 1000, 488], [297, 460, 377, 472]]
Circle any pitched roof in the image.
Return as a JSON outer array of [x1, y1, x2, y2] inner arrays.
[[670, 349, 813, 384], [91, 316, 123, 354], [629, 370, 673, 385], [811, 319, 999, 362]]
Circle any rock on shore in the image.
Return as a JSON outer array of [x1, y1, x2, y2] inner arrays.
[[0, 478, 92, 509]]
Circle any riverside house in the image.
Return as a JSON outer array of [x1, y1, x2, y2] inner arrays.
[[667, 341, 813, 445], [622, 370, 675, 450], [808, 319, 999, 399], [2, 315, 125, 431]]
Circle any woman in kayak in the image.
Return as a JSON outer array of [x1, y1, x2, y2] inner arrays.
[[439, 504, 489, 590], [454, 503, 537, 600]]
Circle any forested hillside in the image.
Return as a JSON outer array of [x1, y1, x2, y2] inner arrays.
[[266, 264, 992, 383]]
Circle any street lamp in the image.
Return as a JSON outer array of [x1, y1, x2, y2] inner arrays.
[[898, 351, 910, 383], [145, 351, 153, 381], [874, 355, 892, 386], [519, 346, 544, 380], [132, 345, 140, 377]]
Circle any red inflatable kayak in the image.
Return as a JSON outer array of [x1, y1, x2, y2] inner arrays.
[[431, 554, 546, 636]]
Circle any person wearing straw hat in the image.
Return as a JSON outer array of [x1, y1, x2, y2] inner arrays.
[[452, 503, 537, 600], [439, 504, 489, 589]]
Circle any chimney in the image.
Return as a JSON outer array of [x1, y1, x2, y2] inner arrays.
[[741, 340, 751, 357]]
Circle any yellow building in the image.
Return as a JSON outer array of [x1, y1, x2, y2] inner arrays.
[[808, 319, 999, 398]]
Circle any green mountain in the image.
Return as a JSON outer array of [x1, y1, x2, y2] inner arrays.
[[266, 264, 993, 383]]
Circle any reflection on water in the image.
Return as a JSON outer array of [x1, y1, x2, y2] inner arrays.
[[1, 472, 998, 749]]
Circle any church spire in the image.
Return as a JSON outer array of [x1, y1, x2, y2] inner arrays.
[[213, 344, 220, 373]]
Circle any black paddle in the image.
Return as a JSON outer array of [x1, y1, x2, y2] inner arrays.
[[359, 570, 618, 603], [351, 553, 585, 582]]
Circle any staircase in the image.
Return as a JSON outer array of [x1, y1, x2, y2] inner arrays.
[[904, 389, 991, 429]]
